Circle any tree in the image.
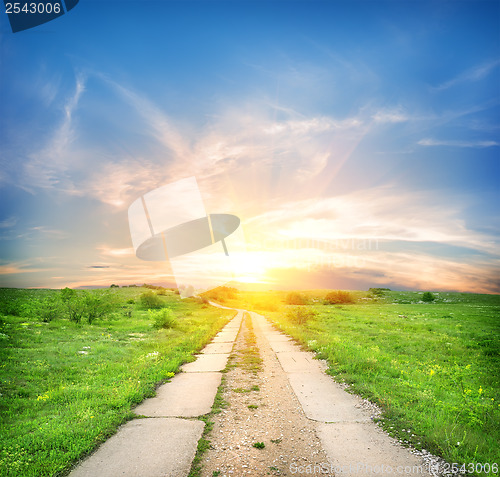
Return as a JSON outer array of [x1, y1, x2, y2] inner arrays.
[[422, 292, 435, 302]]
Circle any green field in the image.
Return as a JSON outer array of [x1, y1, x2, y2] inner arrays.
[[1, 286, 499, 476], [0, 287, 235, 477], [226, 289, 499, 474]]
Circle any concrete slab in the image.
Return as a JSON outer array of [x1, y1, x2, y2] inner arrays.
[[70, 418, 204, 477], [181, 353, 230, 372], [317, 422, 432, 477], [134, 372, 222, 417], [287, 373, 371, 422], [201, 342, 234, 354], [276, 351, 324, 373], [212, 333, 238, 343], [269, 340, 302, 353], [215, 331, 238, 339], [263, 333, 292, 342]]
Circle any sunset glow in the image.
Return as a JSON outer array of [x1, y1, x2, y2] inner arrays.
[[0, 1, 498, 293]]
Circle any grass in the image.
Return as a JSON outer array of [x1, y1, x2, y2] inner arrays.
[[252, 290, 499, 474], [188, 361, 230, 477], [0, 287, 235, 477], [238, 312, 263, 373]]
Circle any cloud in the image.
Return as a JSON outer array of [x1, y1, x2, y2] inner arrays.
[[247, 185, 499, 256], [435, 59, 500, 90], [372, 108, 409, 124], [98, 246, 135, 258], [0, 217, 17, 229], [243, 187, 500, 294], [0, 259, 50, 276], [418, 138, 499, 148], [22, 73, 86, 193]]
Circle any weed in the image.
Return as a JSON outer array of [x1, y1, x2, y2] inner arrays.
[[286, 306, 316, 325], [253, 442, 265, 449], [248, 404, 258, 409], [139, 291, 164, 309], [149, 308, 176, 329]]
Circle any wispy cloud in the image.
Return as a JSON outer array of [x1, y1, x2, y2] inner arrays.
[[22, 73, 86, 193], [418, 138, 499, 148], [435, 58, 500, 91], [247, 186, 499, 256], [0, 217, 17, 229], [372, 107, 409, 124]]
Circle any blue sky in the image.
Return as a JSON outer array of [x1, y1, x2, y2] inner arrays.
[[0, 0, 499, 293]]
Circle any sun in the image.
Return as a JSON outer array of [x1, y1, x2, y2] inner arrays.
[[232, 251, 270, 284]]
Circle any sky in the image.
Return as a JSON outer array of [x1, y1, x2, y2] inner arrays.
[[0, 0, 499, 293]]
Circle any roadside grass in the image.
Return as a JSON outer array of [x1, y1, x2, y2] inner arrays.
[[188, 366, 229, 477], [254, 290, 499, 474], [238, 313, 263, 374], [0, 287, 234, 477]]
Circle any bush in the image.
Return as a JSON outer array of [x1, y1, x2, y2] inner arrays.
[[324, 290, 355, 304], [422, 291, 435, 302], [83, 290, 113, 324], [64, 294, 86, 323], [286, 306, 316, 325], [368, 287, 390, 298], [21, 296, 63, 322], [60, 287, 76, 302], [285, 292, 307, 305], [149, 308, 176, 329], [140, 291, 164, 309]]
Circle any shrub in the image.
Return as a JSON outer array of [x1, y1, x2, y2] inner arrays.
[[21, 296, 63, 322], [324, 290, 355, 305], [422, 291, 435, 302], [149, 308, 176, 329], [140, 291, 164, 309], [65, 294, 86, 323], [285, 292, 307, 305], [83, 290, 113, 324], [286, 306, 316, 325], [0, 298, 24, 316], [60, 287, 76, 302], [368, 287, 390, 298]]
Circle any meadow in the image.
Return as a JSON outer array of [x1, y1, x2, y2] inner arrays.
[[213, 288, 500, 475], [0, 286, 235, 477]]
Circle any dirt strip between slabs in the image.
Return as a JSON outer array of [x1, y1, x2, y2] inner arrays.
[[200, 311, 434, 477], [70, 305, 434, 477]]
